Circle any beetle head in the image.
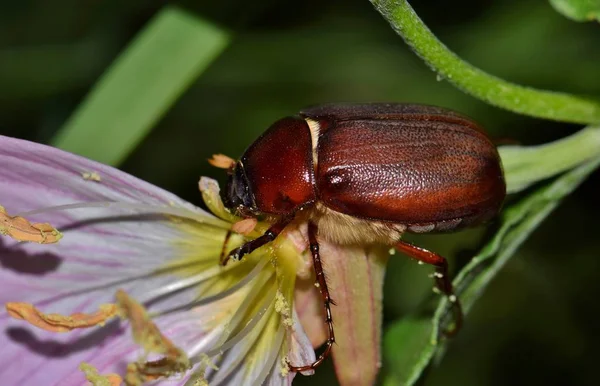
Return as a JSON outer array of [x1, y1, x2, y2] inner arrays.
[[222, 161, 260, 218]]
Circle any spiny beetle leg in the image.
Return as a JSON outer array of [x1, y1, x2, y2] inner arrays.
[[288, 221, 335, 373], [221, 216, 293, 266], [394, 240, 463, 336]]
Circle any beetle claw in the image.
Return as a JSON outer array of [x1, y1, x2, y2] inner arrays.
[[221, 247, 242, 266], [440, 299, 463, 338], [219, 253, 231, 266]]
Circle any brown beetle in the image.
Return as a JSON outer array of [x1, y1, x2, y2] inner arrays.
[[218, 103, 506, 372]]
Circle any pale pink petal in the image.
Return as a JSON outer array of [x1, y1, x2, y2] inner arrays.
[[320, 242, 389, 386], [294, 276, 328, 348], [264, 352, 294, 386], [287, 308, 317, 376], [0, 136, 228, 384], [58, 294, 239, 386], [0, 137, 318, 386], [0, 135, 214, 214], [286, 223, 328, 349]]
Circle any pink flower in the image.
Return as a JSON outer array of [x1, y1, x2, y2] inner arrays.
[[0, 135, 387, 385]]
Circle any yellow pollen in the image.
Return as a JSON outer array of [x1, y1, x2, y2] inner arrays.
[[5, 302, 118, 333], [116, 290, 190, 385], [274, 291, 293, 328], [0, 205, 62, 244], [200, 353, 219, 371], [82, 171, 102, 182], [116, 290, 183, 358], [79, 363, 123, 386], [279, 356, 290, 377]]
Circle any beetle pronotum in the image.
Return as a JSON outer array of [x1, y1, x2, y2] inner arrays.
[[216, 103, 506, 372]]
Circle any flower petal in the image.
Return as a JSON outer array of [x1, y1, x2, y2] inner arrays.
[[281, 222, 328, 349], [286, 308, 317, 377], [0, 135, 228, 306], [0, 137, 317, 386], [294, 276, 328, 349], [321, 242, 389, 386], [0, 135, 217, 214], [0, 136, 229, 384]]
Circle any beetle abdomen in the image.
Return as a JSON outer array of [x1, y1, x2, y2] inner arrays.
[[311, 107, 505, 229]]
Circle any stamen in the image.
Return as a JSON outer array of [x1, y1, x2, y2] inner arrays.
[[252, 326, 286, 385], [199, 178, 238, 223], [30, 258, 218, 310], [202, 295, 274, 359], [1, 205, 62, 244], [116, 290, 190, 384], [79, 363, 122, 386], [5, 302, 118, 333], [17, 201, 225, 227], [116, 290, 184, 359], [183, 365, 210, 386], [207, 305, 276, 386], [192, 273, 282, 385], [190, 275, 275, 360], [181, 354, 216, 386], [153, 256, 270, 316], [140, 266, 224, 305], [208, 154, 236, 169], [126, 357, 190, 386]]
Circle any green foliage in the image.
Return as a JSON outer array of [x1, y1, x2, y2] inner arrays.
[[51, 7, 230, 166], [370, 1, 600, 385], [369, 0, 600, 124], [550, 0, 600, 22], [500, 126, 600, 193], [47, 2, 600, 384], [2, 1, 599, 385], [384, 157, 600, 385], [383, 318, 434, 386]]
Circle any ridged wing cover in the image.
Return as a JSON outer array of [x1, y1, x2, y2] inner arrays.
[[303, 104, 505, 228]]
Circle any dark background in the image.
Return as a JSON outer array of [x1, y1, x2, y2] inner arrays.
[[1, 1, 599, 385]]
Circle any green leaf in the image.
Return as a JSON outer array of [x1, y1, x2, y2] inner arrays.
[[499, 126, 600, 194], [383, 156, 600, 386], [384, 318, 434, 386], [550, 0, 600, 22], [51, 7, 230, 166], [369, 0, 600, 124]]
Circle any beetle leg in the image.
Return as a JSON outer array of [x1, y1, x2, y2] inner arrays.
[[218, 229, 234, 265], [394, 240, 463, 336], [221, 216, 294, 266], [288, 221, 335, 373]]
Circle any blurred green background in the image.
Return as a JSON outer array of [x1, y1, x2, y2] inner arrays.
[[1, 1, 599, 385]]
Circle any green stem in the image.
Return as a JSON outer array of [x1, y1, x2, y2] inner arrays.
[[499, 126, 600, 193], [369, 0, 600, 124]]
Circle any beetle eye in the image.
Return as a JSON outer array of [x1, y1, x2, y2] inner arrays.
[[222, 163, 256, 214]]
